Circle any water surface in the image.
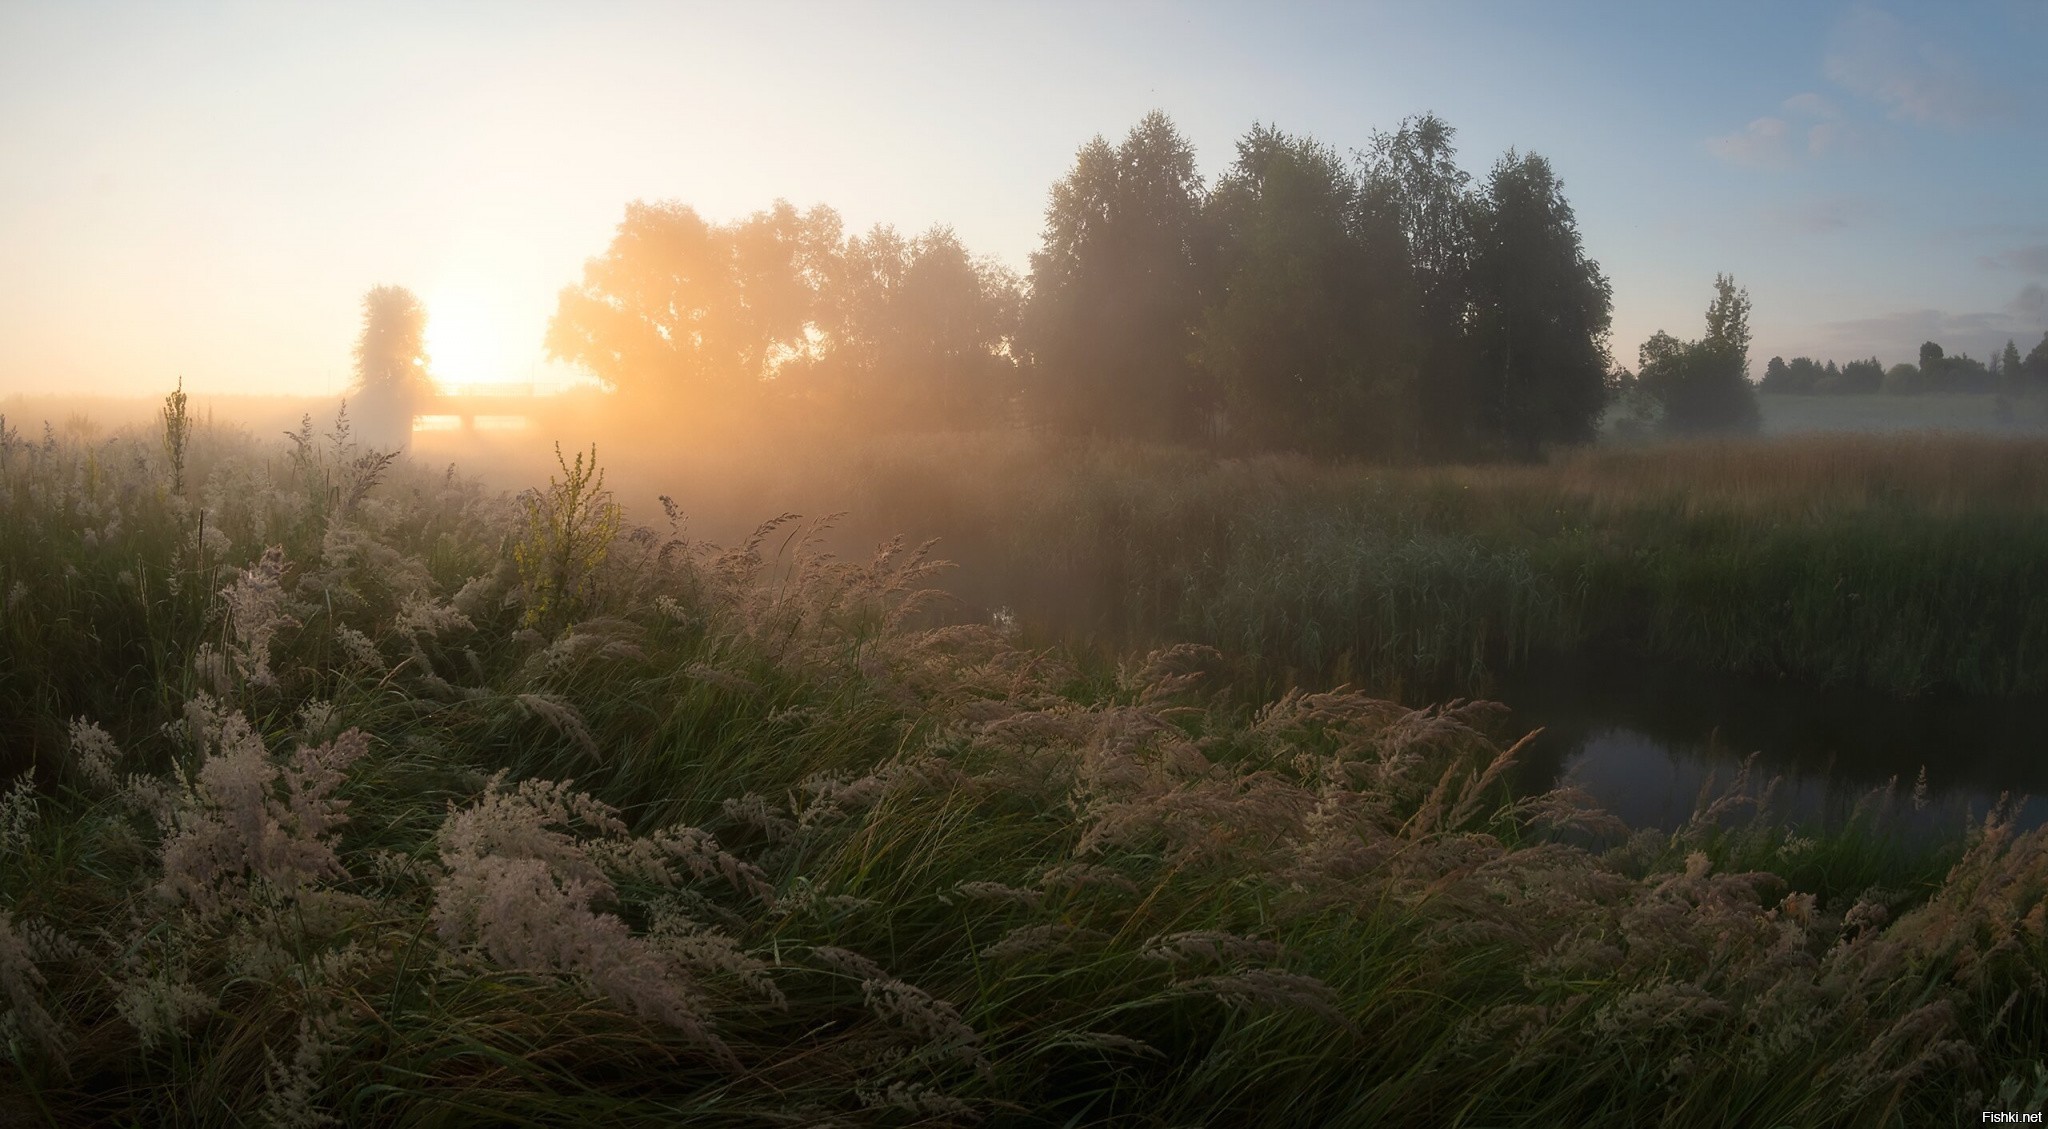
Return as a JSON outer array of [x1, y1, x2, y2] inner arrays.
[[1494, 654, 2048, 835]]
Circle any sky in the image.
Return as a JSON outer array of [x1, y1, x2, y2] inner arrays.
[[1, 0, 2044, 398]]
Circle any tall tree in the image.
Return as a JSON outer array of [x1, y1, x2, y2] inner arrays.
[[1639, 275, 1761, 435], [351, 285, 432, 450], [1361, 113, 1476, 456], [1466, 150, 1613, 457], [1196, 125, 1416, 455], [807, 223, 1022, 426], [1023, 111, 1212, 439], [2024, 332, 2048, 388], [2000, 339, 2024, 391], [546, 199, 841, 409]]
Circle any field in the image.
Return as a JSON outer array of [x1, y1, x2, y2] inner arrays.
[[2, 404, 2047, 1125], [1758, 391, 2048, 436], [483, 416, 2048, 700]]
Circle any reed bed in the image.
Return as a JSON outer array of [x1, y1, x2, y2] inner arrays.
[[748, 429, 2048, 698], [1, 409, 2045, 1125]]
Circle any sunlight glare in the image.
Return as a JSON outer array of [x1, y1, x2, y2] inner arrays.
[[424, 285, 521, 393]]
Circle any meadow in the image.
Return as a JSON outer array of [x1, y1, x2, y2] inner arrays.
[[475, 410, 2048, 701], [2, 402, 2046, 1125]]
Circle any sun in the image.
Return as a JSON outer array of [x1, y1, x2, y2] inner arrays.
[[424, 287, 520, 394]]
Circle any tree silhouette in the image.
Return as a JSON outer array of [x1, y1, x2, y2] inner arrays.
[[806, 224, 1022, 427], [1362, 113, 1476, 456], [1639, 275, 1761, 435], [351, 285, 432, 450], [1467, 150, 1613, 457], [546, 200, 840, 410], [1023, 111, 1213, 440], [1197, 124, 1415, 455]]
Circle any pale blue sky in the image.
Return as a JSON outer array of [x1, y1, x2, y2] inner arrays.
[[1, 1, 2043, 397]]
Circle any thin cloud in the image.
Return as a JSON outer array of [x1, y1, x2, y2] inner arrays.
[[1823, 8, 2012, 128], [1809, 304, 2042, 364], [1981, 245, 2048, 276], [1706, 93, 1874, 168], [1762, 195, 1881, 234], [1704, 116, 1793, 167]]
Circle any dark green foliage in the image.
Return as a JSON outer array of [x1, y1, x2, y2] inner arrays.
[[1196, 125, 1417, 457], [1361, 113, 1482, 458], [1467, 151, 1614, 457], [1023, 111, 1214, 441], [1639, 276, 1762, 436]]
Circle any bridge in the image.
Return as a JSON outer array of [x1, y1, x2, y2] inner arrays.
[[412, 383, 537, 434]]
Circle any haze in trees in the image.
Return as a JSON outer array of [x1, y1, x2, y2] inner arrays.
[[351, 284, 433, 451], [1021, 111, 1213, 442]]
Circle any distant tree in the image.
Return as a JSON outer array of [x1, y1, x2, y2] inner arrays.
[[1361, 113, 1477, 456], [351, 284, 432, 450], [1841, 357, 1884, 393], [1023, 111, 1212, 440], [1638, 275, 1761, 435], [1465, 149, 1613, 457], [1919, 340, 1945, 374], [546, 199, 841, 410], [1195, 125, 1416, 455], [1760, 356, 1792, 392], [2025, 332, 2048, 388], [1884, 363, 1923, 394], [2000, 339, 2025, 391]]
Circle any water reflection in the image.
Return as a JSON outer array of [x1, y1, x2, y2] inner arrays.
[[1495, 655, 2048, 835]]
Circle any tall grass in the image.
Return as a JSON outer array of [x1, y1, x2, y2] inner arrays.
[[1, 411, 2044, 1125], [786, 430, 2048, 697]]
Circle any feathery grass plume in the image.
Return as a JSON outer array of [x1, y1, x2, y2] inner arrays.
[[648, 901, 785, 1007], [513, 693, 601, 761], [860, 976, 983, 1066], [260, 1011, 342, 1129], [392, 593, 473, 639], [0, 776, 38, 854], [332, 626, 386, 674], [979, 922, 1107, 960], [0, 912, 66, 1069], [157, 714, 367, 914], [68, 717, 123, 791], [221, 545, 301, 687], [1139, 930, 1283, 966], [855, 1080, 977, 1118], [1171, 968, 1353, 1029], [432, 773, 760, 1055]]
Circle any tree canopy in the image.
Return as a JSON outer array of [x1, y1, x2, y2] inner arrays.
[[1022, 111, 1213, 440], [545, 200, 840, 408], [1638, 275, 1761, 436], [540, 110, 1637, 460]]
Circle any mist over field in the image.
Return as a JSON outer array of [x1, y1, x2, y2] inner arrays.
[[5, 3, 2048, 1126]]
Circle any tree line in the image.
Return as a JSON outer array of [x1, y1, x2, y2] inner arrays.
[[357, 111, 1788, 459], [536, 111, 1637, 460], [1757, 335, 2048, 396]]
